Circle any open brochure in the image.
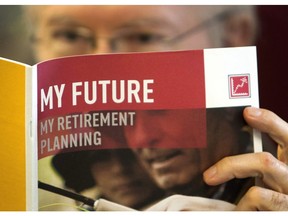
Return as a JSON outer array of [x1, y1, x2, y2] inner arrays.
[[0, 46, 261, 211]]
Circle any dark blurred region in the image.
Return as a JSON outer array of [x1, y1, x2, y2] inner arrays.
[[0, 5, 34, 64], [0, 5, 287, 121], [256, 6, 288, 122]]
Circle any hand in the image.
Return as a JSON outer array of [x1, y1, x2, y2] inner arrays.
[[203, 107, 288, 211], [146, 195, 235, 211], [244, 107, 288, 164]]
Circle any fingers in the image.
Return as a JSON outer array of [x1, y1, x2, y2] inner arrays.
[[235, 186, 288, 211], [278, 145, 288, 165], [244, 107, 288, 164], [203, 152, 288, 194], [244, 107, 288, 149], [146, 195, 235, 211]]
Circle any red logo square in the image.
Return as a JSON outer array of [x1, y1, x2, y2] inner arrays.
[[229, 75, 250, 98]]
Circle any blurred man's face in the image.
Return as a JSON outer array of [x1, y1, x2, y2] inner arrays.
[[124, 110, 208, 190], [124, 109, 240, 191], [34, 6, 212, 61]]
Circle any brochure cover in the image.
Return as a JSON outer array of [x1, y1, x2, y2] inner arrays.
[[0, 46, 261, 211]]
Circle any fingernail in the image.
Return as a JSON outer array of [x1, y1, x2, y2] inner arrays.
[[204, 166, 217, 180], [246, 107, 262, 117]]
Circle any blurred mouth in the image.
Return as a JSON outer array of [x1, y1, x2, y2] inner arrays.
[[144, 150, 183, 170], [147, 150, 182, 163]]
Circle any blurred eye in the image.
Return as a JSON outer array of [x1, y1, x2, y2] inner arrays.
[[51, 28, 94, 47], [122, 32, 164, 45], [52, 30, 87, 42], [53, 30, 79, 42]]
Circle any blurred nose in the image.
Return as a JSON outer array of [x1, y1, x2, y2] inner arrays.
[[128, 112, 162, 148], [93, 38, 114, 54]]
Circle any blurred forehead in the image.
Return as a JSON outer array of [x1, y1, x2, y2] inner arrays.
[[37, 5, 200, 30]]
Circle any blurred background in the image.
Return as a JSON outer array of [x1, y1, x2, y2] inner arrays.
[[0, 5, 288, 122], [0, 6, 34, 64]]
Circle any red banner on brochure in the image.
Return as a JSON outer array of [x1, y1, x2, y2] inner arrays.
[[37, 50, 207, 159]]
